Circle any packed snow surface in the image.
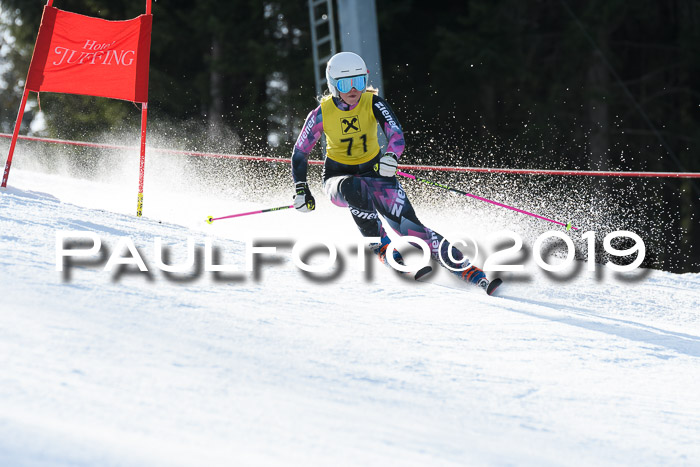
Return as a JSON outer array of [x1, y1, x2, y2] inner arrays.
[[1, 168, 699, 466]]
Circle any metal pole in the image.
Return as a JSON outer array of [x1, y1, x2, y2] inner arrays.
[[1, 88, 30, 188], [136, 102, 147, 217], [136, 0, 152, 216]]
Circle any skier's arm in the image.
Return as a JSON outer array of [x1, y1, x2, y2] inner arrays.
[[292, 106, 323, 183], [372, 95, 405, 158]]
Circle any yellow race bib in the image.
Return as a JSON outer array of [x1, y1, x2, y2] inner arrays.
[[321, 92, 380, 165]]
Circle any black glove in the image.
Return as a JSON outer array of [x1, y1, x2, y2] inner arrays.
[[293, 182, 315, 212], [374, 152, 399, 177]]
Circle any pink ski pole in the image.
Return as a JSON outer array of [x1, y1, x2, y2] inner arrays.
[[397, 171, 578, 231], [206, 205, 294, 224]]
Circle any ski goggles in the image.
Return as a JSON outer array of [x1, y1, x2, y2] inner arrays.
[[331, 75, 367, 93]]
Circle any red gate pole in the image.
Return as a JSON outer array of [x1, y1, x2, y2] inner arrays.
[[1, 88, 30, 188], [136, 102, 147, 216], [3, 1, 52, 188], [136, 0, 152, 216]]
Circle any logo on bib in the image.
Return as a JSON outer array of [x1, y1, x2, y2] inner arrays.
[[340, 116, 361, 135]]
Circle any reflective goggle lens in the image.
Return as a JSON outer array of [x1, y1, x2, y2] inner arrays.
[[335, 75, 366, 93]]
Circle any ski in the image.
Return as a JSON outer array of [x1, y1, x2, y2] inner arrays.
[[416, 271, 503, 295], [485, 278, 503, 296], [412, 265, 433, 281], [393, 264, 433, 281]]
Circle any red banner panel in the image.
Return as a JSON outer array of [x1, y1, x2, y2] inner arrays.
[[26, 6, 152, 103]]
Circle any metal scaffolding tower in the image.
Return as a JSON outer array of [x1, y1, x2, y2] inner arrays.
[[308, 0, 338, 96]]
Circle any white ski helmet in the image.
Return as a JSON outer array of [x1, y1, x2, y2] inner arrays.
[[326, 52, 369, 97]]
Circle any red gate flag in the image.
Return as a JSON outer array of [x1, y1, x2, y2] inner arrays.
[[26, 6, 152, 103]]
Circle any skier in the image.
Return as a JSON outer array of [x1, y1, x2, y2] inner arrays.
[[291, 51, 492, 291]]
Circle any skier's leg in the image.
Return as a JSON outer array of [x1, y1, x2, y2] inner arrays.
[[324, 175, 383, 237], [324, 175, 403, 266], [363, 177, 488, 286]]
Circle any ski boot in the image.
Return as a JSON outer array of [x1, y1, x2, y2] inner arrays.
[[371, 235, 433, 280], [371, 235, 405, 267], [455, 264, 502, 295]]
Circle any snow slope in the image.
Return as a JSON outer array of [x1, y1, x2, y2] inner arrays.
[[1, 168, 699, 466]]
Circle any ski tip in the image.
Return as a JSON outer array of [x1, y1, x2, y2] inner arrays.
[[414, 265, 433, 281], [486, 278, 503, 296]]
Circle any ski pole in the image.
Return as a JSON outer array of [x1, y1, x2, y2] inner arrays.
[[206, 204, 294, 224], [397, 171, 578, 231]]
